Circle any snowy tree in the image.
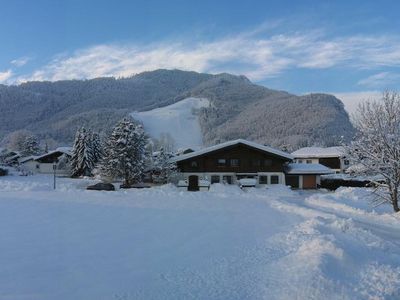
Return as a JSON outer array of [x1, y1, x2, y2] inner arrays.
[[348, 91, 400, 212], [20, 135, 41, 157], [152, 147, 177, 184], [90, 132, 103, 163], [70, 127, 98, 177], [152, 133, 176, 153], [3, 130, 38, 153], [99, 118, 147, 186]]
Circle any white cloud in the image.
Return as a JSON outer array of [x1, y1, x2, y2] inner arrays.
[[10, 56, 30, 67], [357, 72, 400, 88], [9, 24, 400, 84], [333, 91, 381, 115], [0, 70, 13, 83]]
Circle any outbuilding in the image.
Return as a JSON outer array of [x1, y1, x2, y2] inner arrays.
[[291, 146, 350, 173], [284, 163, 334, 189]]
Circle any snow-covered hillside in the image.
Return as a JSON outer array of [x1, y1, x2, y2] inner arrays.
[[1, 174, 400, 299], [131, 97, 209, 149]]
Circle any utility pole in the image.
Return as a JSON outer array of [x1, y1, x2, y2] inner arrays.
[[53, 160, 57, 190]]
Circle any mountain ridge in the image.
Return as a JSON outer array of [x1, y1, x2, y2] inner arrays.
[[0, 69, 355, 150]]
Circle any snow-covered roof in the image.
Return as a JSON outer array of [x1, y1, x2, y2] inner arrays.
[[4, 152, 21, 162], [291, 146, 346, 158], [171, 139, 293, 162], [55, 147, 73, 155], [285, 163, 335, 175], [175, 147, 196, 156], [34, 147, 72, 161], [18, 156, 38, 163]]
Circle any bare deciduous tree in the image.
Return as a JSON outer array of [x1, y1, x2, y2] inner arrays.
[[348, 91, 400, 212]]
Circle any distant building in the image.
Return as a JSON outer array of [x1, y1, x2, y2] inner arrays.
[[291, 146, 350, 173], [172, 139, 333, 191], [19, 147, 72, 176], [1, 150, 21, 166]]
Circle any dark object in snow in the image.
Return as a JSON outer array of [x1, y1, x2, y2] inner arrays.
[[86, 182, 115, 191], [320, 178, 372, 191], [0, 168, 8, 176], [120, 183, 151, 189]]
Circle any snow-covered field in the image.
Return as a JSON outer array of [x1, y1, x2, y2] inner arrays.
[[1, 174, 400, 300], [131, 97, 209, 149]]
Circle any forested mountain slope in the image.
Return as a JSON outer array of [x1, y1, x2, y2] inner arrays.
[[0, 69, 354, 150]]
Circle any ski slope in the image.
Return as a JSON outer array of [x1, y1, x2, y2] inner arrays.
[[131, 97, 209, 149], [1, 174, 400, 299]]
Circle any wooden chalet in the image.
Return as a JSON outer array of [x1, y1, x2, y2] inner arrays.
[[172, 139, 335, 191], [172, 139, 293, 191]]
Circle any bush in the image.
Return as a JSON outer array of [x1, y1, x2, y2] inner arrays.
[[0, 168, 8, 176]]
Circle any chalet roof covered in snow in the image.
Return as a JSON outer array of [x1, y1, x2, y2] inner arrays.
[[3, 151, 21, 162], [285, 163, 335, 175], [291, 146, 346, 158], [18, 156, 38, 164], [35, 147, 72, 162], [172, 139, 293, 162]]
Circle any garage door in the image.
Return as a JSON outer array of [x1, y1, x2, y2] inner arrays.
[[285, 175, 300, 188], [302, 175, 317, 189]]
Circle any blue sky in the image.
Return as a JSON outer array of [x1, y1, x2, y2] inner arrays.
[[1, 0, 400, 104]]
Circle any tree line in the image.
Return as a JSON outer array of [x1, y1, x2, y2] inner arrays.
[[69, 117, 176, 187]]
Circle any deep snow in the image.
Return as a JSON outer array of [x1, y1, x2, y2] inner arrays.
[[0, 174, 399, 300], [131, 97, 209, 149]]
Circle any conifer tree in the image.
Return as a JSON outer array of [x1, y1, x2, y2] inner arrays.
[[20, 135, 41, 157], [90, 132, 103, 163], [152, 147, 177, 184], [100, 118, 147, 185], [70, 127, 96, 177]]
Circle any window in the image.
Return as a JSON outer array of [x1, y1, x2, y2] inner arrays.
[[230, 159, 240, 167], [270, 175, 279, 184], [217, 159, 227, 166], [264, 159, 272, 167], [211, 175, 220, 184], [298, 159, 303, 163], [306, 160, 312, 164], [190, 161, 198, 168], [259, 175, 268, 184], [222, 175, 232, 184]]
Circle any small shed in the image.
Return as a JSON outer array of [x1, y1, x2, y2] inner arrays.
[[285, 163, 334, 189]]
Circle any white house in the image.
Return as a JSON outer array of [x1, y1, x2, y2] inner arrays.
[[291, 146, 350, 173], [19, 147, 72, 176]]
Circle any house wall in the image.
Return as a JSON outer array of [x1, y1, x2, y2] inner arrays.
[[20, 160, 71, 176], [178, 172, 286, 187], [175, 144, 290, 188], [177, 144, 288, 173], [295, 158, 319, 164], [295, 157, 346, 173], [20, 161, 39, 173], [38, 163, 71, 176]]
